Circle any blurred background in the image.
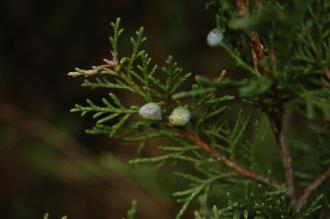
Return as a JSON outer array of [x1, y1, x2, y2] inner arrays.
[[0, 0, 231, 218]]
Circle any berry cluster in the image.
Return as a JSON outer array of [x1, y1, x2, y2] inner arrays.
[[139, 103, 191, 126]]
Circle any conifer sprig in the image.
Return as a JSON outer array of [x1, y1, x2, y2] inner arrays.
[[69, 0, 330, 217]]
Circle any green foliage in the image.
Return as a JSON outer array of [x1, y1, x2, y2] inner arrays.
[[71, 94, 138, 137], [195, 190, 323, 219], [69, 1, 330, 218], [69, 18, 192, 141], [202, 0, 330, 120]]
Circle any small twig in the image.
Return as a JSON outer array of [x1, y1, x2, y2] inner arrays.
[[250, 32, 269, 75], [177, 130, 281, 189], [235, 0, 248, 16], [68, 52, 118, 78], [296, 167, 330, 209], [217, 70, 227, 81], [250, 32, 265, 60], [269, 109, 296, 205], [234, 1, 270, 76], [251, 48, 259, 74]]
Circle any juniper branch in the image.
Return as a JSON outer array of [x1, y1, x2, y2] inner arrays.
[[269, 109, 297, 205], [297, 167, 330, 209], [250, 31, 270, 75], [234, 0, 296, 205], [68, 2, 330, 215], [177, 130, 281, 189]]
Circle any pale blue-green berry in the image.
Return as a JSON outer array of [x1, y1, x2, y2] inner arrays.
[[169, 106, 191, 126], [139, 103, 161, 120], [207, 28, 223, 47]]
